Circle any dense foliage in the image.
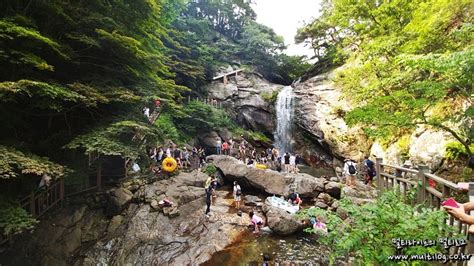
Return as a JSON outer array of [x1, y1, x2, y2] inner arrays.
[[297, 190, 458, 264], [297, 0, 473, 158], [0, 0, 303, 181], [0, 0, 312, 237], [155, 100, 270, 144]]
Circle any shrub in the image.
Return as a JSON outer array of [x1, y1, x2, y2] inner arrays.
[[260, 90, 279, 104], [233, 128, 271, 143], [297, 189, 458, 265], [0, 200, 38, 237], [202, 164, 217, 176], [154, 113, 183, 142], [445, 141, 474, 161]]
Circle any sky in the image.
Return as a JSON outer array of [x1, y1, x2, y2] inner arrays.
[[251, 0, 322, 59]]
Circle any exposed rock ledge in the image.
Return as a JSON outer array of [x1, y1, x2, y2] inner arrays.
[[0, 170, 250, 265], [207, 155, 342, 200]]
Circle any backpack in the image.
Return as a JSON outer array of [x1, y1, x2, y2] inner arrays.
[[235, 186, 242, 196], [348, 163, 356, 175]]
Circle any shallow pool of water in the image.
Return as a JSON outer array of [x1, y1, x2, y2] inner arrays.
[[298, 165, 335, 178], [202, 231, 330, 266]]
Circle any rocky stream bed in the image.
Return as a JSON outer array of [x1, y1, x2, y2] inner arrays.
[[0, 156, 377, 265]]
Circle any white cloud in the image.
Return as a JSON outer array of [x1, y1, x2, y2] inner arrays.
[[251, 0, 322, 58]]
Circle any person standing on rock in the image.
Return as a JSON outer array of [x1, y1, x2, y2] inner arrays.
[[344, 159, 358, 187], [216, 138, 222, 155], [363, 156, 376, 186], [222, 140, 229, 156], [205, 186, 215, 218], [233, 181, 242, 211], [284, 153, 291, 173], [289, 153, 296, 173]]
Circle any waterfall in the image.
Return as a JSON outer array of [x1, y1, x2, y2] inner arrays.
[[274, 86, 294, 154]]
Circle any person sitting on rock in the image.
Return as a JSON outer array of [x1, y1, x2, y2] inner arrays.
[[249, 211, 264, 233], [310, 217, 328, 234], [288, 192, 302, 206]]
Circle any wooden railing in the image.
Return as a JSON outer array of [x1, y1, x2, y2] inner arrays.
[[375, 158, 474, 263], [19, 179, 65, 218], [212, 68, 244, 85]]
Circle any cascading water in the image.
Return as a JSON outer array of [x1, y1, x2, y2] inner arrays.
[[274, 86, 294, 153]]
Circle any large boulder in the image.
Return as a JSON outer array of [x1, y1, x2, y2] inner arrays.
[[262, 197, 305, 235], [341, 183, 377, 205], [325, 181, 342, 199], [173, 170, 210, 187], [208, 155, 324, 198], [106, 188, 133, 217]]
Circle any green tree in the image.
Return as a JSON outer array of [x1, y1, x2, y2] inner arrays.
[[298, 0, 474, 158]]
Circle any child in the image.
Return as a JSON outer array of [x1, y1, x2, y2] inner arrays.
[[249, 211, 264, 233], [311, 217, 328, 234]]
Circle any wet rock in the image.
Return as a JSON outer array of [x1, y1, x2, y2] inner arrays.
[[325, 181, 342, 199], [330, 176, 339, 182], [262, 197, 305, 235], [105, 188, 133, 217]]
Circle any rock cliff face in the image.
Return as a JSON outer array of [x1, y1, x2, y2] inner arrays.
[[293, 71, 371, 165], [203, 66, 454, 171], [204, 70, 283, 136], [370, 127, 454, 171], [293, 69, 454, 171]]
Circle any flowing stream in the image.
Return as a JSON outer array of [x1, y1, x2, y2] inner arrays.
[[274, 86, 294, 154]]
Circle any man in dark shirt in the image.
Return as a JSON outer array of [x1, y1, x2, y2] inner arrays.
[[284, 153, 290, 172], [205, 186, 214, 217], [363, 156, 376, 185]]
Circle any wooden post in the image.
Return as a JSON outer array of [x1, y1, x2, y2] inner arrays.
[[223, 75, 228, 85], [442, 184, 450, 201], [417, 165, 429, 204], [97, 161, 102, 190], [376, 158, 383, 194], [59, 178, 65, 204], [29, 191, 36, 217]]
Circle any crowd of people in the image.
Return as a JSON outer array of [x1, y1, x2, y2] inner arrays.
[[214, 135, 302, 173], [147, 145, 207, 175]]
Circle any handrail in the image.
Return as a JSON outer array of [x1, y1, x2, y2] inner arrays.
[[212, 69, 244, 80], [380, 163, 419, 174], [376, 157, 474, 261], [424, 172, 459, 191]]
